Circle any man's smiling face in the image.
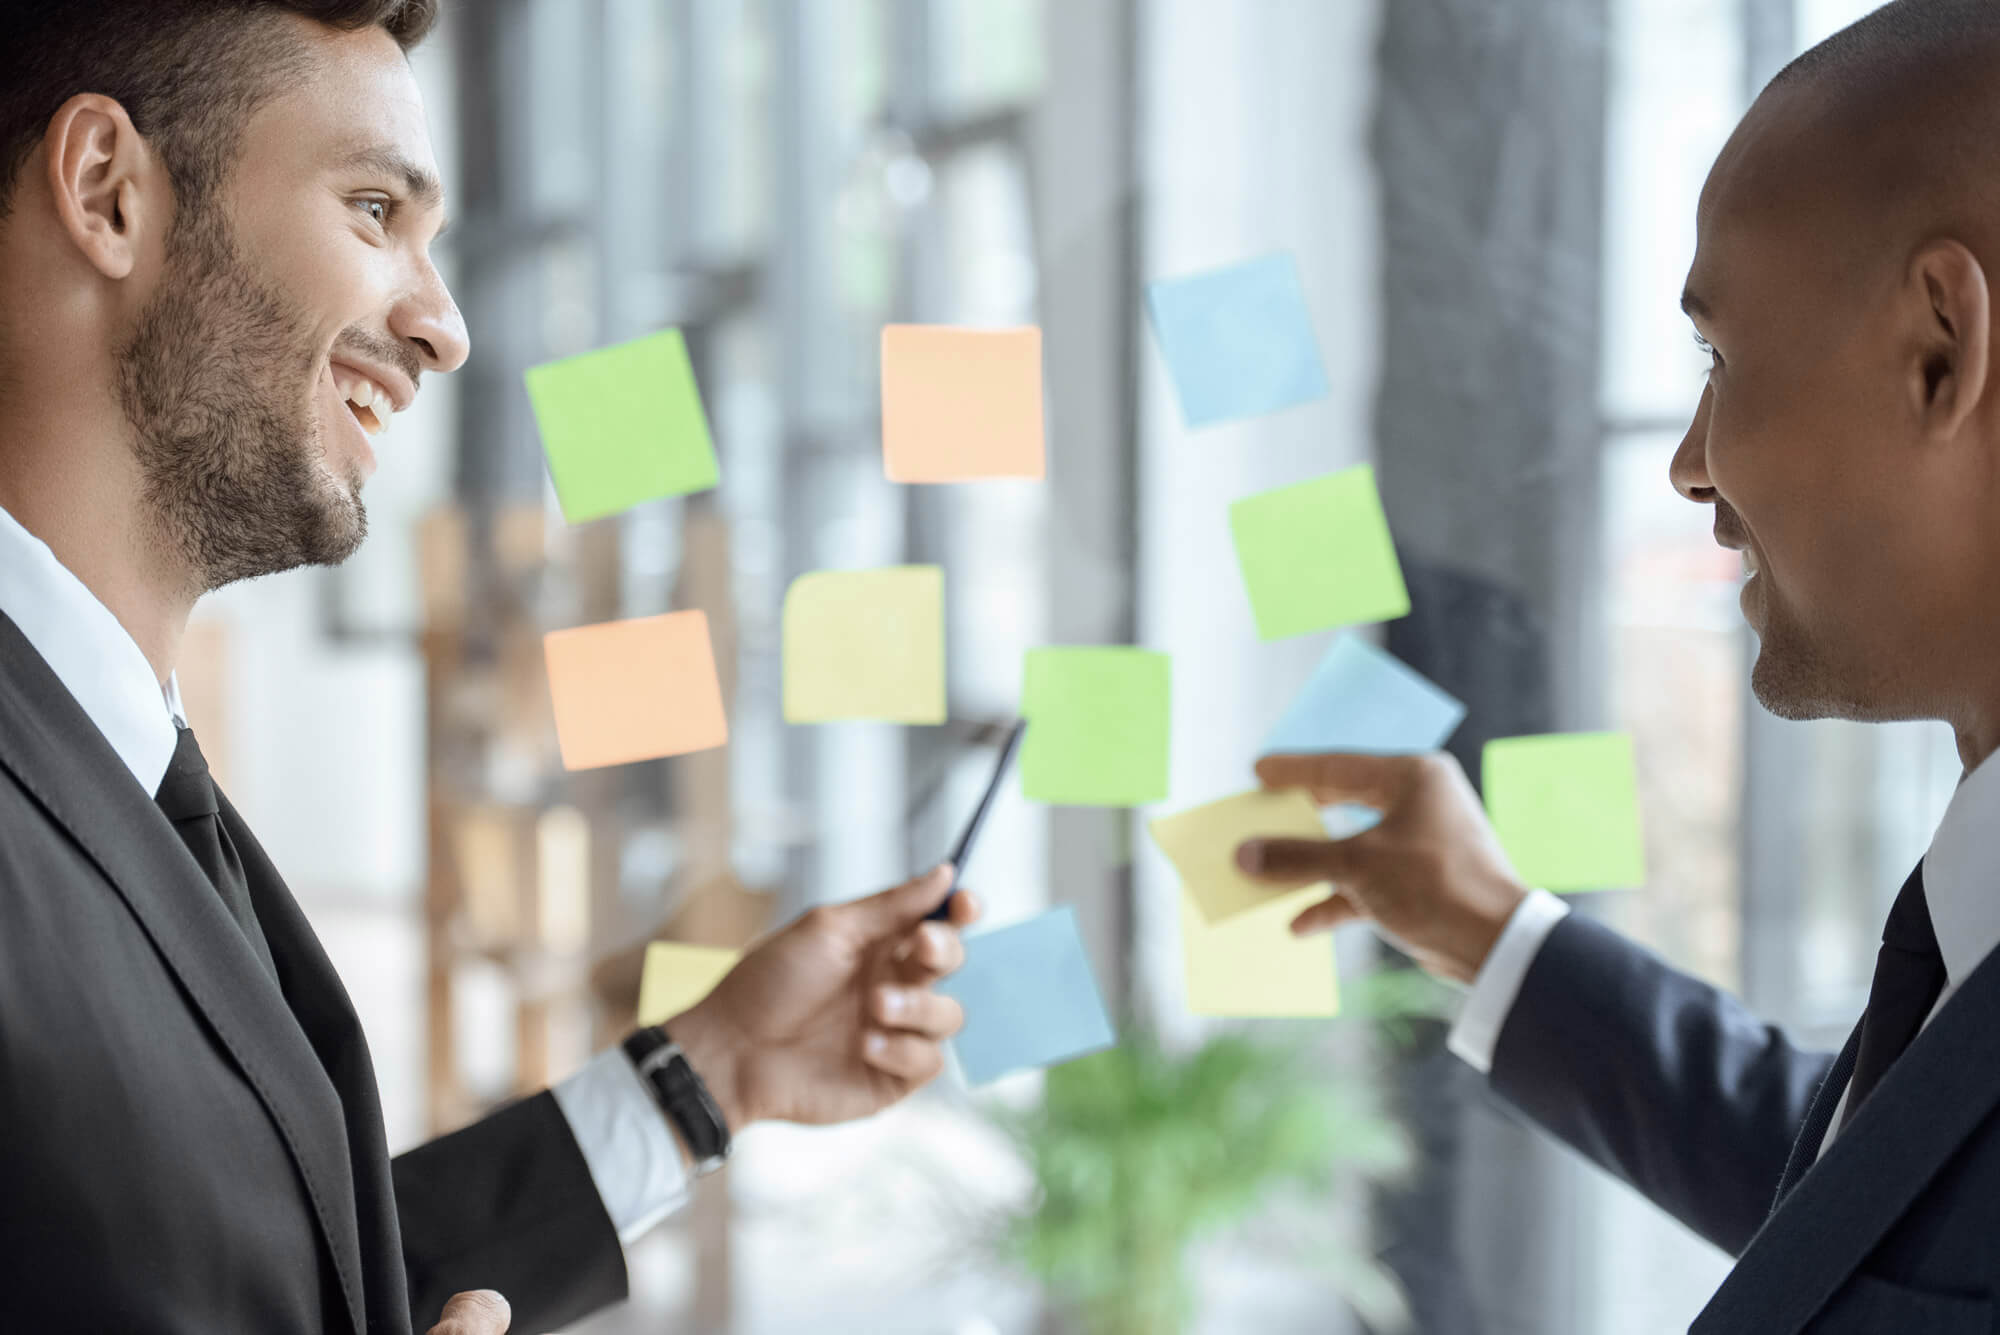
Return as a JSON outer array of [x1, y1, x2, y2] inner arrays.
[[118, 15, 466, 592], [1669, 76, 2000, 729]]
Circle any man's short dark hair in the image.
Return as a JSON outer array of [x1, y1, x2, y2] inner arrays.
[[1773, 0, 1994, 93], [0, 1, 439, 221]]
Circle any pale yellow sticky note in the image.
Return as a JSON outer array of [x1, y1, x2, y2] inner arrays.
[[637, 942, 740, 1026], [1148, 787, 1330, 924], [1181, 885, 1339, 1017], [782, 566, 946, 723]]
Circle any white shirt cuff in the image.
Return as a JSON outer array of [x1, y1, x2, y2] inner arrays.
[[1446, 889, 1571, 1076], [550, 1048, 693, 1245]]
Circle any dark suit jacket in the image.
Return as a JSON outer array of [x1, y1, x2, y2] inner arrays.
[[1494, 909, 2000, 1333], [0, 611, 627, 1334]]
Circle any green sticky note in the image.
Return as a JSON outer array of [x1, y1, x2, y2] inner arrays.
[[1483, 732, 1646, 893], [1019, 648, 1170, 806], [1228, 465, 1410, 640], [782, 566, 946, 724], [524, 329, 719, 524]]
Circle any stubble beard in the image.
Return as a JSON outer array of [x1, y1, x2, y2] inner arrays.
[[115, 202, 367, 595], [1747, 580, 1892, 723]]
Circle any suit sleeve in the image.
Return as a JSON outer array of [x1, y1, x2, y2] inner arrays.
[[1488, 912, 1837, 1256], [393, 1091, 628, 1333]]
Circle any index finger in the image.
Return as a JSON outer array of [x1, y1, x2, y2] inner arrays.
[[1254, 752, 1419, 809], [891, 920, 966, 982]]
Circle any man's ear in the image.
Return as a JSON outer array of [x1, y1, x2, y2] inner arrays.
[[1909, 238, 1992, 442], [42, 93, 159, 281]]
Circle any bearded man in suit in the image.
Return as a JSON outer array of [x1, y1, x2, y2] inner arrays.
[[0, 4, 980, 1332]]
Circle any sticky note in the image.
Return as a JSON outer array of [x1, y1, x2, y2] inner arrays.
[[1018, 648, 1170, 806], [1149, 788, 1330, 924], [1181, 886, 1338, 1017], [1483, 732, 1646, 893], [524, 329, 719, 524], [1229, 465, 1410, 640], [543, 610, 728, 769], [939, 907, 1116, 1085], [1145, 252, 1329, 428], [782, 566, 945, 723], [637, 942, 739, 1026], [1263, 634, 1465, 757], [881, 325, 1046, 482]]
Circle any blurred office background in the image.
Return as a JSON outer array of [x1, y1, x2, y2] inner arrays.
[[179, 0, 1964, 1330]]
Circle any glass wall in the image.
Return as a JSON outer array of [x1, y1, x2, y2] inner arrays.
[[188, 1, 1967, 1330]]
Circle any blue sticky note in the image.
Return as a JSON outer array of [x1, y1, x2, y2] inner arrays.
[[939, 907, 1117, 1086], [1145, 252, 1330, 427], [1262, 634, 1466, 757], [1262, 635, 1463, 839]]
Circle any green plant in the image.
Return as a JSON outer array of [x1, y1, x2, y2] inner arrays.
[[993, 971, 1445, 1335]]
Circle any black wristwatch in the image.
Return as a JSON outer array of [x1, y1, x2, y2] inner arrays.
[[622, 1025, 733, 1175]]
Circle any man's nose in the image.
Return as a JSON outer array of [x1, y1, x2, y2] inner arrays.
[[391, 262, 470, 375], [1669, 382, 1715, 502]]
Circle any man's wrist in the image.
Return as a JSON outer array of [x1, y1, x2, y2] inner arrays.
[[659, 1004, 753, 1133], [1453, 882, 1531, 984]]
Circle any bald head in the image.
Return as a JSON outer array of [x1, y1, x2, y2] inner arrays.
[[1669, 0, 2000, 766], [1698, 0, 2000, 309]]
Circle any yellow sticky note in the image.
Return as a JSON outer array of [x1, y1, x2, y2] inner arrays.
[[1181, 885, 1339, 1018], [544, 610, 728, 770], [1148, 788, 1330, 924], [637, 942, 740, 1026], [782, 566, 946, 723], [881, 325, 1046, 482]]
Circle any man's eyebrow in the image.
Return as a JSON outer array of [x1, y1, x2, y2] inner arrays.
[[1681, 288, 1713, 321], [336, 144, 445, 214]]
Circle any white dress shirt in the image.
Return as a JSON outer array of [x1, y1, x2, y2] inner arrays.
[[0, 502, 687, 1244], [1448, 746, 2000, 1164]]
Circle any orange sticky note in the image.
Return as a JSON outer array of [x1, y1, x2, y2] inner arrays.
[[544, 611, 727, 769], [881, 325, 1046, 482]]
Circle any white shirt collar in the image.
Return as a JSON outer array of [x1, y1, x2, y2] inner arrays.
[[1922, 746, 2000, 990], [0, 503, 183, 795]]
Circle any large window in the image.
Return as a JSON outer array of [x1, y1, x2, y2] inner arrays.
[[206, 2, 1972, 1331]]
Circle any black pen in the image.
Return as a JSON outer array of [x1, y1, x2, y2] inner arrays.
[[926, 719, 1027, 921]]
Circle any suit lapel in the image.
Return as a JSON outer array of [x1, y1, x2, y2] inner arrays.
[[1769, 1019, 1861, 1206], [221, 792, 411, 1335], [1693, 945, 2000, 1334], [0, 613, 368, 1335]]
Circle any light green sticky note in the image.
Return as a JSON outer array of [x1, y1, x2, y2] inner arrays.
[[1483, 731, 1646, 893], [1149, 787, 1329, 924], [782, 566, 946, 723], [524, 328, 720, 524], [1228, 465, 1410, 640], [1019, 648, 1170, 806]]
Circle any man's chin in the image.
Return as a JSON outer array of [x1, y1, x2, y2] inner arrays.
[[1748, 640, 1880, 723], [313, 489, 369, 568]]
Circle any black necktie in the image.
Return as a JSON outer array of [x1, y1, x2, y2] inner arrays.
[[156, 725, 277, 980], [1837, 862, 1946, 1133]]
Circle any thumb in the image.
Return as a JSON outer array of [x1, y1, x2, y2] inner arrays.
[[1234, 836, 1359, 886], [430, 1290, 510, 1335], [842, 864, 955, 932]]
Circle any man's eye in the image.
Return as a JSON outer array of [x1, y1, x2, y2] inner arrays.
[[355, 198, 392, 226], [1692, 330, 1722, 365]]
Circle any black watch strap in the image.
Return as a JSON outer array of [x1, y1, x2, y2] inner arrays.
[[622, 1025, 732, 1174]]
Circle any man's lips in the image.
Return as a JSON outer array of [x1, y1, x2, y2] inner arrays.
[[327, 359, 416, 438], [1713, 527, 1758, 577]]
